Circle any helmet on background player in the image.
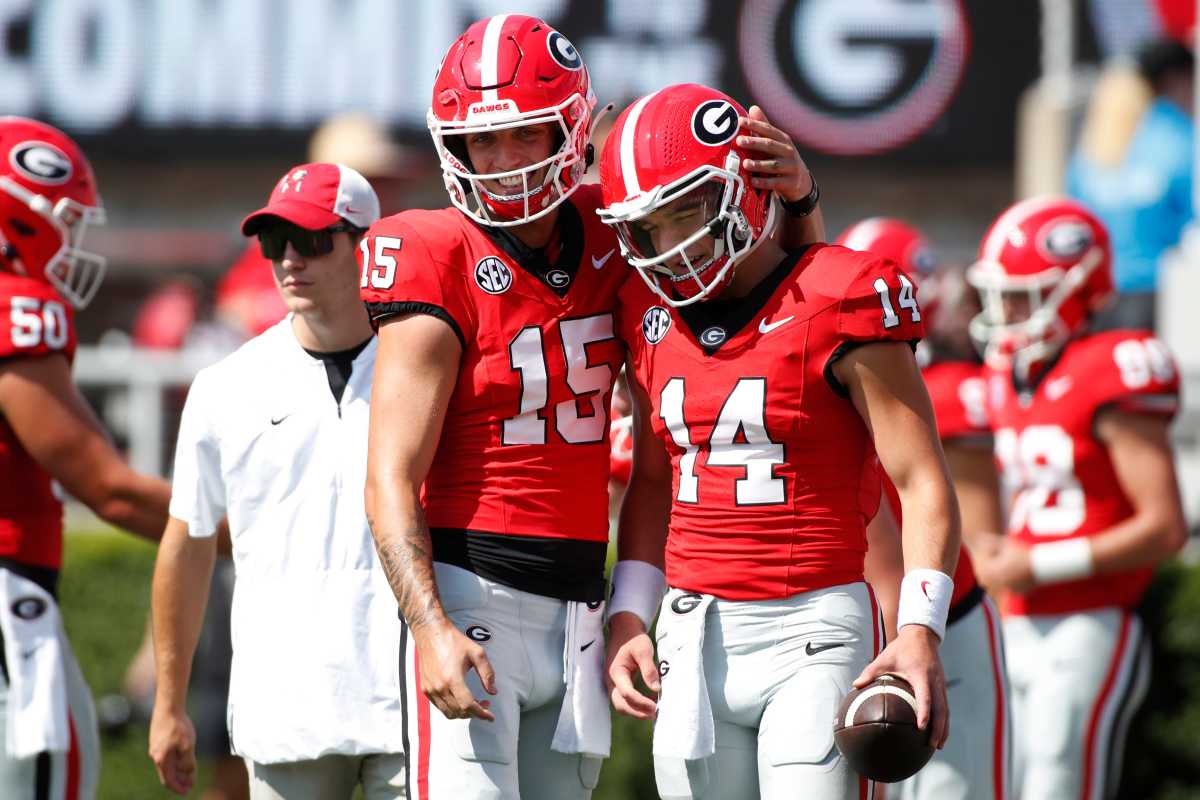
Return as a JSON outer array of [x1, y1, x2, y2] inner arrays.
[[966, 196, 1114, 377], [837, 217, 941, 324], [596, 83, 777, 307], [428, 14, 597, 227], [0, 117, 106, 308]]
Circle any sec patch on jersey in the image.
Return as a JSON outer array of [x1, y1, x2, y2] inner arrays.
[[833, 674, 933, 783]]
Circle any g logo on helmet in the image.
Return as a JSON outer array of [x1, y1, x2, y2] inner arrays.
[[547, 32, 583, 71], [691, 100, 739, 147], [10, 142, 72, 185], [642, 306, 672, 344], [1038, 219, 1094, 262]]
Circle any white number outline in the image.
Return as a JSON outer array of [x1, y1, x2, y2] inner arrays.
[[10, 296, 68, 350], [359, 235, 402, 290], [872, 274, 921, 329]]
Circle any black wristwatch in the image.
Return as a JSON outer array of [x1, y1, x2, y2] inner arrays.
[[781, 177, 820, 218]]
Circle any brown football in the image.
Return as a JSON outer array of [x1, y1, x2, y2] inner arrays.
[[833, 674, 934, 783]]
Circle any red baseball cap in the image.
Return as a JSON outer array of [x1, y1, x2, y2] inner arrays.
[[241, 162, 380, 235]]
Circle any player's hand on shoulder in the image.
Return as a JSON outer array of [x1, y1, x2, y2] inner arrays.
[[737, 105, 813, 201], [148, 705, 197, 795], [971, 530, 1034, 595], [413, 619, 498, 722], [605, 611, 660, 720], [855, 624, 949, 749]]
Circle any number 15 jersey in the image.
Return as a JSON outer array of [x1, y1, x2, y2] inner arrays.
[[617, 244, 925, 601], [360, 186, 626, 587]]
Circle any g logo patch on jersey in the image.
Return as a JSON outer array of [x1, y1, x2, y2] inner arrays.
[[546, 269, 571, 288], [475, 256, 513, 294], [465, 625, 492, 642], [1038, 218, 1094, 262], [11, 596, 47, 621], [10, 142, 72, 185], [642, 306, 672, 344], [670, 592, 704, 614], [547, 32, 583, 71], [699, 326, 727, 347], [691, 100, 740, 147]]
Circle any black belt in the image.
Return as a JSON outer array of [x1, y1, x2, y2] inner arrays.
[[947, 584, 985, 628], [431, 528, 607, 602], [0, 558, 59, 598]]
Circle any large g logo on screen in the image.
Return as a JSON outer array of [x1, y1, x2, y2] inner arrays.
[[738, 0, 969, 155]]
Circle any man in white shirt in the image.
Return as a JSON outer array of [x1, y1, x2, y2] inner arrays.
[[148, 162, 406, 799]]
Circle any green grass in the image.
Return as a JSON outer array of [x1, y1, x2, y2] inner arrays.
[[59, 529, 656, 798], [60, 530, 212, 799]]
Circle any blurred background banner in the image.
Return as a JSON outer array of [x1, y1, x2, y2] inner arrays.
[[0, 0, 1098, 160]]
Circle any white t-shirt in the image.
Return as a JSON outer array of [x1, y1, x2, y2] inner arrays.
[[169, 317, 402, 764]]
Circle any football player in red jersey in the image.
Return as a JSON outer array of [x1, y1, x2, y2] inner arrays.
[[600, 85, 960, 800], [0, 118, 174, 798], [359, 15, 823, 800], [839, 219, 1011, 800], [965, 197, 1187, 800]]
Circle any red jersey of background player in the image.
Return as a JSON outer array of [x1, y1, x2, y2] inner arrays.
[[0, 273, 77, 569], [881, 360, 987, 609], [987, 329, 1179, 615], [360, 184, 625, 594], [617, 244, 925, 600]]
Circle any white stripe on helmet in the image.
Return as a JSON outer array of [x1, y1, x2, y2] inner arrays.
[[620, 91, 659, 201], [480, 14, 509, 105]]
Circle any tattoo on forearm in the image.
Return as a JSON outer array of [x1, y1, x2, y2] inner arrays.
[[368, 508, 443, 630]]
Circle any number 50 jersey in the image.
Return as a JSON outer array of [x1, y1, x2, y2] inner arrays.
[[0, 273, 76, 571], [359, 186, 626, 551], [617, 244, 925, 601]]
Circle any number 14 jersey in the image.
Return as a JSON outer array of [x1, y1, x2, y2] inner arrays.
[[617, 244, 925, 601]]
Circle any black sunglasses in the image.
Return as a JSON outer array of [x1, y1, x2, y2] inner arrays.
[[257, 221, 362, 260]]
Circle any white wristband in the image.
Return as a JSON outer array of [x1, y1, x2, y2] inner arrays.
[[1029, 538, 1094, 584], [606, 560, 667, 630], [897, 569, 954, 641]]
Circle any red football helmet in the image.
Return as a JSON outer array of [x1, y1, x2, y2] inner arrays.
[[0, 117, 105, 308], [428, 14, 596, 227], [967, 196, 1114, 376], [837, 217, 941, 323], [596, 83, 776, 307]]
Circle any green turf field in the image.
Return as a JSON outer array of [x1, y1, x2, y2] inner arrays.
[[60, 529, 655, 799]]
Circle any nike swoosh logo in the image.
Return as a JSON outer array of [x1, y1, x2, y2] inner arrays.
[[805, 642, 844, 656], [758, 315, 794, 335], [592, 249, 615, 270], [271, 414, 290, 426], [580, 639, 595, 652]]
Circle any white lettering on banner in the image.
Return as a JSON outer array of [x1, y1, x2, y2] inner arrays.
[[2, 0, 573, 131], [0, 0, 35, 116], [35, 0, 139, 130], [143, 0, 270, 126]]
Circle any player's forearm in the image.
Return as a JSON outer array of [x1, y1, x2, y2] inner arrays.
[[95, 470, 172, 541], [896, 466, 961, 577], [365, 478, 446, 631], [150, 521, 215, 713], [1086, 510, 1187, 573], [864, 505, 903, 641], [781, 205, 825, 248], [615, 472, 671, 568]]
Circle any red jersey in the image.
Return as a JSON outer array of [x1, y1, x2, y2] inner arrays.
[[986, 330, 1180, 615], [924, 361, 987, 606], [617, 244, 925, 601], [0, 274, 77, 570], [360, 185, 625, 548]]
